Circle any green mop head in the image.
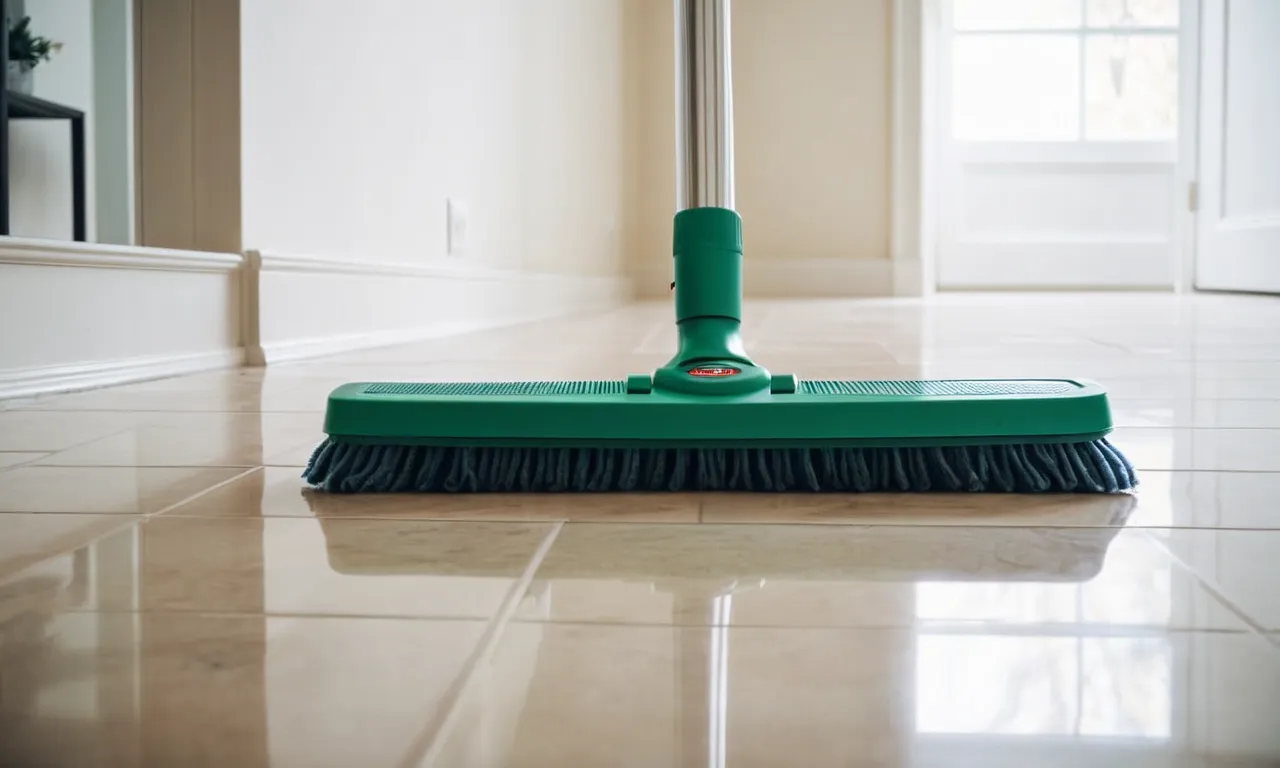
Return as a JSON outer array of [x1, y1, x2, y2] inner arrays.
[[303, 208, 1137, 494]]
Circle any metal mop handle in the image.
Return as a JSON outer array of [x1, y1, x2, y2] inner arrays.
[[675, 0, 735, 211]]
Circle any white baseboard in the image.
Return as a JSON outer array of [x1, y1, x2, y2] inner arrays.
[[0, 239, 636, 400], [0, 237, 243, 272], [632, 257, 896, 298], [257, 325, 494, 366], [247, 250, 635, 365], [0, 349, 245, 400], [0, 237, 244, 400], [938, 239, 1176, 290]]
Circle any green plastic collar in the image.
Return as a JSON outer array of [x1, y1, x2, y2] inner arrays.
[[655, 207, 779, 395]]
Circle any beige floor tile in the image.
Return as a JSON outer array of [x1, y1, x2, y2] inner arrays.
[[1148, 528, 1280, 632], [1178, 378, 1280, 400], [0, 452, 45, 470], [701, 472, 1280, 531], [159, 466, 700, 523], [22, 380, 320, 412], [304, 491, 701, 523], [701, 490, 1137, 527], [3, 295, 1280, 767], [0, 466, 248, 513], [923, 359, 1280, 381], [0, 514, 138, 578], [1112, 427, 1280, 472], [1189, 399, 1280, 428], [0, 611, 486, 768], [1128, 471, 1280, 529], [0, 410, 139, 451], [1087, 377, 1280, 401], [265, 433, 327, 466], [1106, 399, 1280, 429], [426, 621, 1280, 768], [2, 516, 552, 619], [33, 412, 323, 467], [509, 523, 1235, 631]]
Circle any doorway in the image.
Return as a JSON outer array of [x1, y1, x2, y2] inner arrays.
[[1192, 0, 1280, 295], [932, 0, 1186, 290]]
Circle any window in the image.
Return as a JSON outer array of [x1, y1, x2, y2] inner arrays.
[[949, 0, 1179, 141]]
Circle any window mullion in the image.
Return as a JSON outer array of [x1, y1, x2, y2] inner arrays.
[[1078, 31, 1087, 141]]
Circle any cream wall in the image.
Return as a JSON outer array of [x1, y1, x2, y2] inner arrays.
[[628, 0, 895, 297], [239, 0, 634, 363], [136, 0, 241, 254], [241, 0, 627, 278]]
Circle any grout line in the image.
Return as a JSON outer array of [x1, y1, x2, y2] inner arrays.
[[146, 467, 260, 518], [29, 607, 1271, 638], [10, 425, 141, 465], [397, 520, 566, 768], [49, 607, 541, 622], [155, 511, 696, 524], [1138, 529, 1280, 651], [0, 453, 50, 472], [0, 468, 260, 583], [10, 506, 1280, 534], [32, 463, 263, 470], [0, 516, 142, 583], [498, 617, 1267, 635]]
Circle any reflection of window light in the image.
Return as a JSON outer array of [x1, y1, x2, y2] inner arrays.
[[916, 634, 1080, 734], [916, 537, 1173, 628], [915, 635, 1172, 738], [708, 595, 731, 768], [1080, 638, 1172, 737], [1129, 470, 1174, 527], [915, 581, 1080, 624]]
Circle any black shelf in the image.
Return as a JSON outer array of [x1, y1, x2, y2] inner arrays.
[[3, 0, 87, 241], [8, 89, 85, 120], [3, 89, 87, 242]]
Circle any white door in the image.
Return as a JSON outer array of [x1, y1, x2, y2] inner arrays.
[[1193, 0, 1280, 294], [936, 0, 1184, 290]]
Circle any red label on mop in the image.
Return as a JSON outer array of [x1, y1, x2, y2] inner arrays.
[[688, 366, 741, 377]]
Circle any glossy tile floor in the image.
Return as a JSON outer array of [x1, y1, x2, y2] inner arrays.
[[2, 293, 1279, 767]]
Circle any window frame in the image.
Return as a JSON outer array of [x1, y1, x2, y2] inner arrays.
[[948, 0, 1180, 142]]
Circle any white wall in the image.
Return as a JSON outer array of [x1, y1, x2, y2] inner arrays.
[[241, 0, 627, 277], [239, 0, 634, 357], [0, 239, 243, 399], [8, 0, 96, 242]]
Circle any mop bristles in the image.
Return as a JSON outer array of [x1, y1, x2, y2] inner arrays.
[[302, 438, 1137, 494]]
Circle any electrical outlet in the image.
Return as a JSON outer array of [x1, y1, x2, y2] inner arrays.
[[447, 198, 469, 256]]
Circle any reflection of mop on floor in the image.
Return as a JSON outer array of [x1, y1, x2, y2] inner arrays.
[[310, 492, 1138, 767], [309, 493, 1136, 585]]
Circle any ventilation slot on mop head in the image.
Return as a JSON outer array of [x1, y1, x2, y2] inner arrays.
[[362, 381, 626, 397], [361, 380, 1080, 398], [799, 380, 1079, 397]]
